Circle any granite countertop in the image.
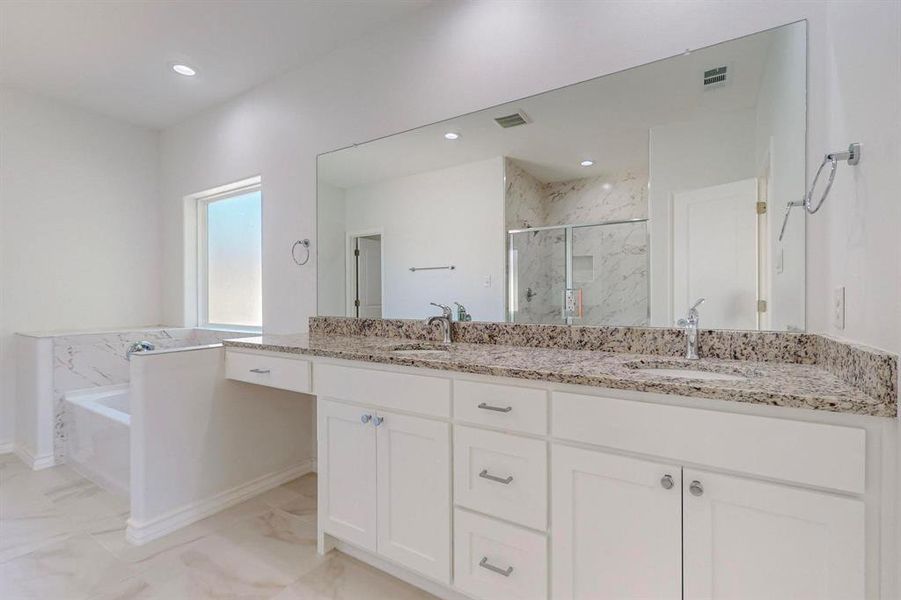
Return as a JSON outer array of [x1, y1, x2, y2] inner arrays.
[[223, 333, 895, 418]]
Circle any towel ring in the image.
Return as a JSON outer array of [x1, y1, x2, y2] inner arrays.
[[292, 239, 311, 266], [778, 143, 860, 241]]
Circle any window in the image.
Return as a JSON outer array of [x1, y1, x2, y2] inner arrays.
[[197, 182, 262, 330]]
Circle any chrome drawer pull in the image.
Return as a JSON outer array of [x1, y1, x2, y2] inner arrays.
[[249, 368, 271, 374], [479, 557, 513, 577], [479, 469, 513, 485], [477, 402, 512, 413]]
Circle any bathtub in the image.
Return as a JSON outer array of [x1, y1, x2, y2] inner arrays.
[[65, 384, 131, 497]]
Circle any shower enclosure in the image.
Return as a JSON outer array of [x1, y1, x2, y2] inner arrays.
[[507, 218, 649, 326]]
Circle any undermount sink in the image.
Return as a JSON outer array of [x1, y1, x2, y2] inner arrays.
[[636, 366, 746, 382], [388, 343, 450, 356]]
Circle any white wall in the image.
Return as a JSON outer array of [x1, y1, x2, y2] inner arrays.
[[341, 157, 505, 321], [648, 109, 758, 326], [128, 346, 314, 543], [158, 0, 899, 355], [0, 90, 161, 449]]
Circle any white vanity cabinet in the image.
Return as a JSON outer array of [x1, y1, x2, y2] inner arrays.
[[551, 445, 682, 600], [318, 400, 378, 550], [224, 349, 882, 600], [551, 445, 865, 600], [682, 469, 865, 600], [316, 379, 451, 584]]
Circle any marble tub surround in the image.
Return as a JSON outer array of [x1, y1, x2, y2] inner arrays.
[[16, 327, 257, 464], [225, 329, 894, 417]]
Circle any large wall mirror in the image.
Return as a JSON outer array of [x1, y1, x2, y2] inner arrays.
[[317, 21, 806, 331]]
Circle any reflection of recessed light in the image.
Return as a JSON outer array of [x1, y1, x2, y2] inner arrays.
[[444, 132, 459, 140], [580, 160, 594, 167], [171, 64, 197, 77], [602, 183, 612, 190]]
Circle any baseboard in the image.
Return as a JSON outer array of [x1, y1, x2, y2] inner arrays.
[[12, 444, 56, 470], [125, 459, 314, 546]]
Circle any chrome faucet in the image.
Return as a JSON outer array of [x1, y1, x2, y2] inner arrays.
[[677, 298, 705, 360], [126, 340, 155, 360], [427, 302, 454, 344]]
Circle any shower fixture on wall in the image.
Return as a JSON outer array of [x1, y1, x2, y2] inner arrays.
[[778, 143, 861, 241]]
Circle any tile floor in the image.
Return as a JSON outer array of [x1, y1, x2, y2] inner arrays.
[[0, 453, 435, 599]]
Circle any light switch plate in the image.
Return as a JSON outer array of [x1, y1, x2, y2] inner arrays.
[[833, 286, 845, 330]]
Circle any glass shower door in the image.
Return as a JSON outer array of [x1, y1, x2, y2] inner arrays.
[[570, 220, 649, 326], [508, 228, 566, 324]]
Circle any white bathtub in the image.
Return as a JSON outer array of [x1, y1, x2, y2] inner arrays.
[[65, 384, 131, 497]]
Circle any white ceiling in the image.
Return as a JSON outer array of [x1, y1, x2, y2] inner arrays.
[[0, 0, 430, 129], [319, 23, 799, 188]]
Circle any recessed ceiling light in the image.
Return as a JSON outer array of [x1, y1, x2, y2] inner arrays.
[[580, 160, 594, 167], [444, 132, 460, 140], [602, 183, 612, 191], [171, 64, 197, 77]]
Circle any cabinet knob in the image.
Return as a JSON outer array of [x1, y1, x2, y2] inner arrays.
[[660, 474, 674, 490], [373, 416, 384, 427], [360, 414, 372, 424], [689, 480, 704, 496]]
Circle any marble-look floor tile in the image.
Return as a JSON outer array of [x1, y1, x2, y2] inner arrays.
[[2, 467, 438, 600], [0, 533, 135, 600], [0, 479, 75, 562], [130, 529, 299, 600], [273, 553, 437, 600]]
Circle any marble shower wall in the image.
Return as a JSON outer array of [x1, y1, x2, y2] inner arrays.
[[505, 158, 649, 326]]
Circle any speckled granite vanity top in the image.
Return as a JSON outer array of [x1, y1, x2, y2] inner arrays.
[[224, 323, 897, 418]]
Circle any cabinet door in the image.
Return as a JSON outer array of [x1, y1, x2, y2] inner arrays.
[[551, 445, 682, 600], [318, 399, 377, 551], [683, 469, 865, 600], [376, 410, 451, 583]]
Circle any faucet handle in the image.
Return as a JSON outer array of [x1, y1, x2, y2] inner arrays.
[[690, 298, 706, 311], [430, 302, 452, 318]]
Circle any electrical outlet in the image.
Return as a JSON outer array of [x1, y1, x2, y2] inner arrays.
[[833, 286, 845, 330]]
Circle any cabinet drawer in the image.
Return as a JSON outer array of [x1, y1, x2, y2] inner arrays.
[[225, 350, 310, 393], [314, 363, 450, 417], [454, 380, 547, 435], [552, 391, 866, 494], [454, 426, 547, 530], [454, 508, 547, 600]]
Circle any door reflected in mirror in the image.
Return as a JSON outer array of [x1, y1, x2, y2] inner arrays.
[[317, 21, 806, 332]]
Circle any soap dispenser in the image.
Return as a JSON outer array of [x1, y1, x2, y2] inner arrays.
[[454, 302, 472, 322]]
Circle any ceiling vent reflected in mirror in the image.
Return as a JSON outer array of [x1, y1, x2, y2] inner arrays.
[[494, 111, 530, 128], [703, 65, 729, 88]]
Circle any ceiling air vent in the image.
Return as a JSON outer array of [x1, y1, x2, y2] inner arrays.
[[703, 66, 728, 88], [494, 111, 530, 128]]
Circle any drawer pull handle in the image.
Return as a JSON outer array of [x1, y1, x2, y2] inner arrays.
[[477, 402, 512, 413], [249, 368, 271, 374], [479, 469, 513, 485], [479, 557, 514, 577]]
